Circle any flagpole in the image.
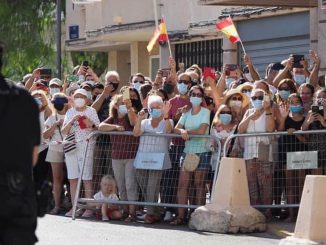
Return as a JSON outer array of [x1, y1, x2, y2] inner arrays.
[[239, 40, 246, 55], [153, 0, 159, 29], [162, 15, 173, 58]]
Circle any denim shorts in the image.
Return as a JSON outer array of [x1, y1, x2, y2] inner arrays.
[[180, 152, 212, 171]]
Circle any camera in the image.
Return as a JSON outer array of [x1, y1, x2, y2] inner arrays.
[[311, 105, 324, 117]]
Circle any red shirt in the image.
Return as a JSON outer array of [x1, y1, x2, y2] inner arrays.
[[103, 116, 139, 159]]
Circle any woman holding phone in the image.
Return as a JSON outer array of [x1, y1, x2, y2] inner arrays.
[[62, 89, 100, 217]]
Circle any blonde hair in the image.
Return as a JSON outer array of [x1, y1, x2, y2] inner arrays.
[[109, 94, 123, 118], [31, 90, 53, 112], [100, 175, 118, 195]]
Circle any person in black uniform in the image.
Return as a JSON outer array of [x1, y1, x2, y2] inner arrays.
[[0, 45, 40, 244]]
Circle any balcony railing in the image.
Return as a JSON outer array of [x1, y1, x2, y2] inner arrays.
[[198, 0, 317, 8]]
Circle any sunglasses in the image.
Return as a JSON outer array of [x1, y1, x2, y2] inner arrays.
[[191, 93, 203, 98], [178, 80, 190, 85], [242, 89, 252, 93], [231, 97, 242, 101], [220, 111, 232, 115], [279, 87, 290, 91], [134, 80, 145, 84], [251, 95, 264, 101]]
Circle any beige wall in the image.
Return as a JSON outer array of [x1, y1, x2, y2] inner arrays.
[[138, 42, 150, 77], [117, 50, 131, 85], [65, 0, 86, 40]]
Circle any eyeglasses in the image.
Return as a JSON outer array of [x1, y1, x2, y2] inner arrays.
[[242, 89, 252, 93], [134, 80, 145, 84], [251, 95, 264, 101], [231, 97, 242, 101], [178, 80, 190, 85], [220, 111, 232, 115], [191, 93, 203, 98]]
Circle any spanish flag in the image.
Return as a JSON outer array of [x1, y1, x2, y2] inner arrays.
[[147, 18, 169, 53], [216, 17, 240, 44]]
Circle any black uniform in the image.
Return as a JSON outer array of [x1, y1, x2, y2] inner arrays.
[[0, 74, 40, 245]]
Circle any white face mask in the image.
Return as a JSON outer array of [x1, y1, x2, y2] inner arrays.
[[50, 88, 60, 96], [86, 91, 92, 99], [74, 98, 86, 108], [229, 100, 242, 108]]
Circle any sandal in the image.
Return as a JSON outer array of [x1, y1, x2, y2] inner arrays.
[[49, 207, 60, 215], [144, 214, 160, 224], [170, 217, 184, 225], [125, 214, 137, 222]]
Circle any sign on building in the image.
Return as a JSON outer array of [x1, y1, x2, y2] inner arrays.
[[69, 25, 79, 40], [322, 0, 326, 9]]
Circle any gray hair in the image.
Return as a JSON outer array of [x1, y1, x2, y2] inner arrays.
[[104, 70, 120, 81]]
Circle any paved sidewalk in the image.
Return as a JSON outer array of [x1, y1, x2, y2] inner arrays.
[[267, 220, 295, 238]]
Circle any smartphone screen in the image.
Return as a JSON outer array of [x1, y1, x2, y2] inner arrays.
[[291, 55, 304, 68]]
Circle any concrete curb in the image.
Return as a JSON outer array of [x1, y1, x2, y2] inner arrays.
[[267, 224, 294, 238]]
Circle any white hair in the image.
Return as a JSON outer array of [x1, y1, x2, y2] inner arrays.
[[148, 95, 163, 108], [105, 70, 120, 81]]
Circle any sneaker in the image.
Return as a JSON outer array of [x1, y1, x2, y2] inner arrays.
[[65, 208, 83, 217], [102, 215, 109, 221], [163, 211, 173, 222], [137, 213, 146, 221], [82, 209, 94, 218]]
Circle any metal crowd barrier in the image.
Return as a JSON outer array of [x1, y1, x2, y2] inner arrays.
[[223, 129, 326, 209], [72, 131, 221, 220]]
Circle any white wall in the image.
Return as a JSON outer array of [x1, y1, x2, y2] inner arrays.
[[65, 0, 87, 40]]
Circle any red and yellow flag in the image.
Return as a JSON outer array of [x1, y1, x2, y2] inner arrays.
[[216, 17, 240, 44], [147, 18, 169, 53]]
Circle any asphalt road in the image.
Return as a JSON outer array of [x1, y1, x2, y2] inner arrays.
[[36, 215, 281, 245]]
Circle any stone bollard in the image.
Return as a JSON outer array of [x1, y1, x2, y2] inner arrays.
[[189, 157, 266, 233], [279, 176, 326, 245]]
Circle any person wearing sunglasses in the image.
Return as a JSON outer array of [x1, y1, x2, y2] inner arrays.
[[172, 85, 211, 225], [222, 89, 249, 125], [238, 88, 275, 220]]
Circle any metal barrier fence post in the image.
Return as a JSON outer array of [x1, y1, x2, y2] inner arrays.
[[223, 130, 326, 211]]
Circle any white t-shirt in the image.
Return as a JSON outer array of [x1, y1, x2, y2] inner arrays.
[[94, 191, 119, 206], [63, 107, 100, 142], [45, 114, 65, 152], [137, 119, 173, 170]]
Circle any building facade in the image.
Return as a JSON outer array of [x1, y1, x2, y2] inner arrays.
[[65, 0, 324, 81]]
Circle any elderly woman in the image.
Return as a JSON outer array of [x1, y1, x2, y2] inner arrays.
[[133, 95, 173, 224], [238, 88, 275, 219], [61, 88, 100, 217]]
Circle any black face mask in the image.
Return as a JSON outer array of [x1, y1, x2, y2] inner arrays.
[[163, 83, 174, 94], [53, 103, 65, 111], [131, 99, 142, 111], [109, 82, 119, 92]]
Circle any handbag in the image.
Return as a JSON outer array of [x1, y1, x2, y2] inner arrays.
[[183, 153, 200, 172], [63, 132, 76, 154]]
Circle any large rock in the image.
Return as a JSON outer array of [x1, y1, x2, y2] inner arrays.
[[189, 157, 266, 234], [189, 205, 266, 233]]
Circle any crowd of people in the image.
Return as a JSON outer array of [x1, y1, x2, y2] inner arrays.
[[21, 50, 326, 225]]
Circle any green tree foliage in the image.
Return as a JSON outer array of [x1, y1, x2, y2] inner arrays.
[[0, 0, 56, 80], [70, 51, 108, 78]]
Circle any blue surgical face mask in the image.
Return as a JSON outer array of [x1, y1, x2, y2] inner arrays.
[[177, 83, 188, 95], [220, 113, 232, 125], [294, 74, 306, 85], [190, 96, 202, 106], [133, 82, 141, 92], [251, 99, 263, 109], [226, 78, 235, 89], [289, 105, 303, 113], [149, 108, 162, 118], [278, 90, 291, 100], [118, 104, 128, 115]]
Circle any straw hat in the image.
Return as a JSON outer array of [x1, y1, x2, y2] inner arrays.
[[222, 88, 250, 108], [237, 82, 254, 92]]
